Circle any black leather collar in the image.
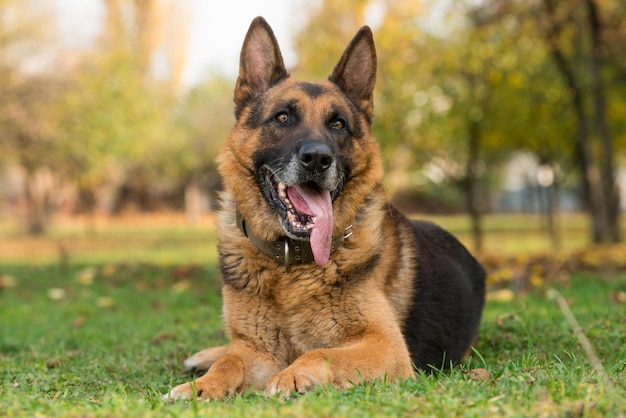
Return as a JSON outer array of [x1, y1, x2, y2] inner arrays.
[[235, 209, 352, 272]]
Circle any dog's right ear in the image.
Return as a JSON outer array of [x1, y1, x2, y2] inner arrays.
[[234, 17, 288, 116], [329, 26, 376, 122]]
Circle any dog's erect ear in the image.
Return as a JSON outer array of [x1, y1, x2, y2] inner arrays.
[[234, 17, 288, 115], [329, 26, 377, 121]]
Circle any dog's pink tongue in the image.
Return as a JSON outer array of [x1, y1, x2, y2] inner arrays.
[[287, 185, 333, 266]]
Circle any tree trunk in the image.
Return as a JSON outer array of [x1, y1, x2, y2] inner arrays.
[[466, 119, 483, 252], [133, 0, 157, 76], [542, 0, 606, 243], [23, 168, 55, 235], [542, 165, 561, 250], [184, 177, 204, 225], [584, 0, 621, 243]]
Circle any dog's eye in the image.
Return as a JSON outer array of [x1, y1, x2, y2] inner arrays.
[[331, 118, 346, 130], [275, 112, 290, 124]]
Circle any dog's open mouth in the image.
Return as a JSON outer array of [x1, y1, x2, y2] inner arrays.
[[265, 170, 333, 266]]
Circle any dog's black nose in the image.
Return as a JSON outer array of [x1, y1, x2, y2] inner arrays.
[[298, 142, 333, 172]]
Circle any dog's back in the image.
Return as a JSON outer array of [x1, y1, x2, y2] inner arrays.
[[402, 218, 486, 370]]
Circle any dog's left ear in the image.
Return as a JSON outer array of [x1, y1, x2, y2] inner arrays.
[[234, 17, 289, 116], [329, 26, 377, 121]]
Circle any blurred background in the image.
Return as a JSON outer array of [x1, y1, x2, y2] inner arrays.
[[1, 0, 625, 263]]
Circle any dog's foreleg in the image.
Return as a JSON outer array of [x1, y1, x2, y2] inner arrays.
[[163, 342, 279, 401], [265, 330, 414, 398]]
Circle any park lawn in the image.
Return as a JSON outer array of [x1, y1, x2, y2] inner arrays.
[[0, 212, 597, 265], [1, 261, 625, 417]]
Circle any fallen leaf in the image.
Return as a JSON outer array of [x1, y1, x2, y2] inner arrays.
[[172, 279, 191, 293], [496, 313, 522, 329], [487, 289, 515, 302], [0, 274, 17, 289], [48, 288, 67, 300], [467, 368, 491, 381], [610, 291, 626, 304], [529, 273, 544, 288], [171, 267, 192, 279], [102, 264, 117, 277], [77, 267, 96, 285], [151, 332, 178, 345], [46, 357, 62, 369], [96, 297, 115, 308]]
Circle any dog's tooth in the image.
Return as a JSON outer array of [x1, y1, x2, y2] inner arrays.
[[287, 212, 295, 222]]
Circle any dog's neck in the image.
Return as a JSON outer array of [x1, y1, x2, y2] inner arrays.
[[235, 209, 352, 272]]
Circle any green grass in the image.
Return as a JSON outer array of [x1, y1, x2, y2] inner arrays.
[[0, 215, 218, 265], [0, 213, 600, 265], [1, 262, 625, 417], [426, 213, 592, 254], [1, 215, 625, 416]]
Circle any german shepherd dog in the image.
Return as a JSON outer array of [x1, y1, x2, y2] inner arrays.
[[164, 17, 485, 401]]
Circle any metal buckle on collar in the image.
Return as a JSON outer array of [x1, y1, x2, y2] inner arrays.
[[284, 238, 291, 273], [236, 208, 355, 273], [282, 225, 353, 272]]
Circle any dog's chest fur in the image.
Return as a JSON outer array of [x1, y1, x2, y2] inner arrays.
[[223, 277, 369, 364], [216, 191, 417, 366]]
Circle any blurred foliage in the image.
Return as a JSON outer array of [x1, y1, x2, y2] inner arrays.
[[294, 0, 623, 184], [0, 0, 625, 241], [57, 50, 172, 187], [294, 0, 625, 246], [166, 75, 234, 183], [0, 0, 233, 229]]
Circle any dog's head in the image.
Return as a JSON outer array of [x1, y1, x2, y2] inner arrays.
[[218, 17, 384, 266]]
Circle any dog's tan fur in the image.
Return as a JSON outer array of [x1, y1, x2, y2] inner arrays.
[[164, 17, 485, 401]]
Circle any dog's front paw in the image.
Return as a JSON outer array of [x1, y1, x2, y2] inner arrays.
[[162, 379, 231, 402], [162, 382, 193, 402], [265, 366, 320, 398]]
